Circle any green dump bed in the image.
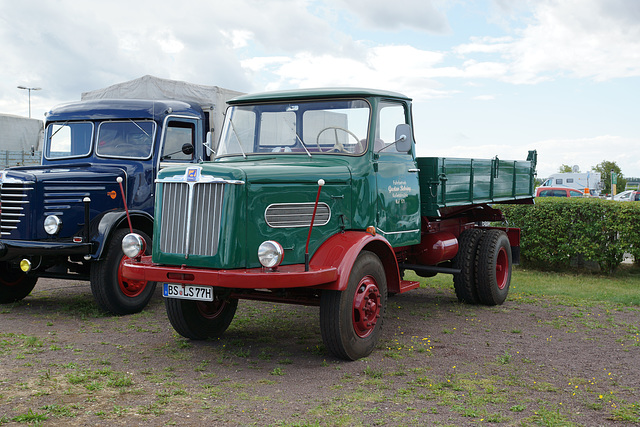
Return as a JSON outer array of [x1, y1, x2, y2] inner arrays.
[[417, 151, 537, 218]]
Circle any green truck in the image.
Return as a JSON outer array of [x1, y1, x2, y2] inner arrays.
[[121, 88, 536, 360]]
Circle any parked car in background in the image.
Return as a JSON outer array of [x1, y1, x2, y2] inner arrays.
[[614, 190, 640, 201], [535, 187, 585, 198]]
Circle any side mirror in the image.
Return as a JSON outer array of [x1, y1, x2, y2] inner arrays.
[[181, 143, 194, 155], [203, 131, 216, 157], [395, 124, 413, 153]]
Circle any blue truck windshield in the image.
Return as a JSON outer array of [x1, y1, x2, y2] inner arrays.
[[216, 99, 370, 157], [45, 122, 94, 159], [44, 120, 156, 160]]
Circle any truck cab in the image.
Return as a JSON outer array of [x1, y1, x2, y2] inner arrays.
[[0, 99, 208, 314]]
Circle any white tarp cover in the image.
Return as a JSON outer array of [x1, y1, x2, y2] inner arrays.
[[81, 75, 243, 139], [0, 114, 43, 151]]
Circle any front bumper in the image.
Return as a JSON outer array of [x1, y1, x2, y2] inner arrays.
[[0, 239, 94, 261], [122, 255, 338, 289]]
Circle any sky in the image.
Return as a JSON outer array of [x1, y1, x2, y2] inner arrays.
[[1, 0, 639, 179]]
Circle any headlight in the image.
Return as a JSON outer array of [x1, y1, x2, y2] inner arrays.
[[44, 215, 62, 235], [122, 233, 146, 258], [258, 240, 284, 268]]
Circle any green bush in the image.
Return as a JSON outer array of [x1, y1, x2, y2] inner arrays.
[[499, 198, 640, 274]]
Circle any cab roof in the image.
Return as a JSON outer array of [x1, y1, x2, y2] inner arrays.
[[228, 87, 411, 104], [45, 99, 204, 122]]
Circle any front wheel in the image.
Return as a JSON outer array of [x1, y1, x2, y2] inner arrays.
[[165, 294, 238, 340], [90, 228, 156, 315], [320, 251, 387, 360], [475, 230, 512, 306], [0, 262, 38, 303]]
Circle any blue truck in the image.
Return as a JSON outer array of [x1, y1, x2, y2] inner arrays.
[[0, 85, 239, 314]]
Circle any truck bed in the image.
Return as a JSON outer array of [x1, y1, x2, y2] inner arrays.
[[417, 151, 536, 217]]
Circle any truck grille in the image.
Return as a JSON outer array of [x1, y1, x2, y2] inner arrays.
[[265, 203, 331, 228], [159, 182, 226, 257], [0, 180, 34, 236]]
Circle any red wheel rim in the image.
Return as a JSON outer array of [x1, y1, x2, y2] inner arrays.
[[117, 256, 147, 297], [352, 276, 381, 338], [495, 246, 509, 290], [196, 299, 226, 319]]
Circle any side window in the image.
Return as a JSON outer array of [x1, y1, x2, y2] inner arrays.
[[162, 121, 195, 161], [377, 102, 407, 153], [569, 190, 584, 197], [555, 179, 563, 185]]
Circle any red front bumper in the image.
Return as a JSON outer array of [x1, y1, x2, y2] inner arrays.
[[122, 256, 339, 289]]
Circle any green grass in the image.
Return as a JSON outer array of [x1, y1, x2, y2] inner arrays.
[[511, 266, 640, 305], [406, 264, 640, 306]]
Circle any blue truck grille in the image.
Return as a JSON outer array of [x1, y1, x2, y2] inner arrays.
[[159, 182, 225, 257], [0, 180, 34, 236]]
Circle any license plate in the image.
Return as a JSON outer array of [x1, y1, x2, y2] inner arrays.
[[163, 283, 213, 301]]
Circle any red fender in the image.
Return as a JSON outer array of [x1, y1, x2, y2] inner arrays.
[[310, 231, 401, 293]]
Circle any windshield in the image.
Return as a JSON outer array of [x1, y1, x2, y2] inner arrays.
[[44, 120, 156, 160], [216, 99, 370, 157], [45, 122, 93, 159], [96, 120, 155, 159]]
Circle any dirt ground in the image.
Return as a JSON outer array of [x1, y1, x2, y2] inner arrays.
[[0, 276, 638, 426]]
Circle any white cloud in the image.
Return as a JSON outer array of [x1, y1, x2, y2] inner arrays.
[[455, 0, 640, 83], [331, 0, 451, 33]]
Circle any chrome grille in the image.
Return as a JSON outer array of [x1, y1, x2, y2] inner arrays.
[[265, 202, 331, 228], [159, 182, 226, 257], [0, 180, 34, 236]]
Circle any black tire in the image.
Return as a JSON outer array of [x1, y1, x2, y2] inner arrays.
[[0, 262, 38, 303], [165, 294, 238, 340], [90, 228, 157, 315], [475, 230, 512, 306], [320, 250, 387, 360], [452, 229, 483, 304]]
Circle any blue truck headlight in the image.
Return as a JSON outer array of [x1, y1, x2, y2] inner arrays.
[[122, 233, 146, 258], [44, 215, 62, 235], [258, 240, 284, 268]]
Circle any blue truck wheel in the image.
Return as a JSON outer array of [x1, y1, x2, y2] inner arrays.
[[90, 229, 157, 314], [0, 263, 38, 303]]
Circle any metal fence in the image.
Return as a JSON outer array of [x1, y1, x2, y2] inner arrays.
[[0, 150, 41, 169]]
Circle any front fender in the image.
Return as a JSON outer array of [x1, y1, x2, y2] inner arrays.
[[92, 210, 153, 260], [311, 231, 401, 292]]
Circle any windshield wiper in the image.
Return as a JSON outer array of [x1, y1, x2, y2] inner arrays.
[[285, 122, 311, 158], [129, 119, 150, 137], [229, 118, 247, 159], [50, 121, 70, 138]]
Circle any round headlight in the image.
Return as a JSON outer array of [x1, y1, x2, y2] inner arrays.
[[44, 215, 62, 235], [258, 240, 284, 268], [122, 233, 146, 258]]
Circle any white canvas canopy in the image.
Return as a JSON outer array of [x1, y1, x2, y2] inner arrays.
[[81, 75, 243, 140]]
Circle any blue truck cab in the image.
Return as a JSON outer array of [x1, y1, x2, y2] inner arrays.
[[0, 99, 214, 313]]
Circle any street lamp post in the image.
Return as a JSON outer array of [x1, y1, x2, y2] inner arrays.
[[17, 86, 42, 118]]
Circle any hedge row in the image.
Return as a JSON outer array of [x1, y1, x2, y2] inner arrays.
[[499, 198, 640, 274]]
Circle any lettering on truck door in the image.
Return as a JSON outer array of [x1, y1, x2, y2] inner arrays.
[[374, 101, 420, 247]]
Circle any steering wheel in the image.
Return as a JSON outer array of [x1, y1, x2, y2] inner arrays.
[[316, 127, 362, 153]]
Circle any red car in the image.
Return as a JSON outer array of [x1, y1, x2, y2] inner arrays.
[[535, 187, 585, 197]]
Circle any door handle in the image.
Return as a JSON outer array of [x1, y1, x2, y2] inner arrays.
[[408, 168, 420, 173]]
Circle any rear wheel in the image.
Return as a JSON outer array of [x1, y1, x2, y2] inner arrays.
[[475, 230, 512, 306], [0, 262, 38, 303], [452, 229, 483, 304], [320, 251, 387, 360], [90, 228, 156, 315], [165, 294, 238, 340]]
